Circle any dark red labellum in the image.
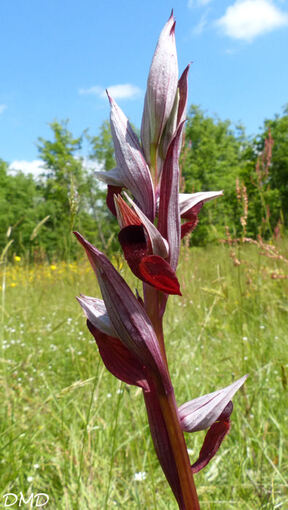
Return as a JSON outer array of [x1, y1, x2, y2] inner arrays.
[[140, 255, 182, 295], [191, 400, 233, 473], [181, 215, 199, 239], [118, 225, 181, 295]]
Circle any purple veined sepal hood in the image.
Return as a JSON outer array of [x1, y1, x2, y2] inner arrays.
[[141, 11, 179, 167], [96, 92, 156, 222]]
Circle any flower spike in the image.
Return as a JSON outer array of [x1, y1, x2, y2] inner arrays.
[[74, 11, 245, 509]]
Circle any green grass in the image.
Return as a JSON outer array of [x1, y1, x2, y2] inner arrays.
[[0, 242, 287, 509]]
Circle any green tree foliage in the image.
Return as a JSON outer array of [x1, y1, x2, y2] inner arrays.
[[250, 107, 288, 233], [37, 120, 119, 259], [37, 120, 88, 258], [0, 122, 116, 261], [0, 159, 43, 257]]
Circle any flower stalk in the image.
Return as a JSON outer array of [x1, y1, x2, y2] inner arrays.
[[75, 11, 247, 509]]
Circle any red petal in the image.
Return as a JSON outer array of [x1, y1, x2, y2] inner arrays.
[[191, 420, 231, 474], [181, 215, 199, 239], [118, 225, 148, 278], [118, 226, 181, 294], [87, 320, 149, 390], [114, 195, 142, 227], [139, 255, 182, 295], [218, 400, 233, 421], [181, 201, 203, 220], [106, 185, 123, 216]]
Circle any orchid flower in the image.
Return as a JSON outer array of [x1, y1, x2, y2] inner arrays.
[[114, 194, 181, 295], [75, 12, 247, 510], [178, 376, 248, 472], [179, 191, 224, 238]]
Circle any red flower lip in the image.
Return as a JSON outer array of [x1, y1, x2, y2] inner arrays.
[[118, 224, 181, 295], [114, 194, 181, 295]]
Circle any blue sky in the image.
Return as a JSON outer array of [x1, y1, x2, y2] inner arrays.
[[1, 0, 287, 175]]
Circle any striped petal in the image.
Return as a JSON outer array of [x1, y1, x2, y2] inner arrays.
[[141, 11, 178, 163], [108, 93, 155, 220], [76, 294, 117, 337], [179, 191, 223, 219], [178, 375, 247, 432]]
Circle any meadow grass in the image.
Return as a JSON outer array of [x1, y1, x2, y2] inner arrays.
[[0, 242, 287, 509]]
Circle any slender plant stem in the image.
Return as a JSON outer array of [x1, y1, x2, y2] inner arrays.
[[158, 389, 200, 510], [143, 284, 168, 369], [144, 283, 200, 509]]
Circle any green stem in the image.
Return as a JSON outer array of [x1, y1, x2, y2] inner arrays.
[[150, 143, 158, 190]]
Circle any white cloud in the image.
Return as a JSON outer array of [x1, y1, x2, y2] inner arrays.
[[79, 83, 141, 100], [8, 160, 45, 178], [0, 104, 7, 114], [188, 0, 212, 7], [79, 85, 103, 96], [216, 0, 288, 41], [106, 84, 141, 99], [193, 13, 209, 34], [82, 157, 102, 173]]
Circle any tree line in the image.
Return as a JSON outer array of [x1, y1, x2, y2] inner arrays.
[[1, 105, 287, 261]]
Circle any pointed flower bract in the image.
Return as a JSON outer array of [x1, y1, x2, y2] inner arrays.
[[141, 11, 178, 165]]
